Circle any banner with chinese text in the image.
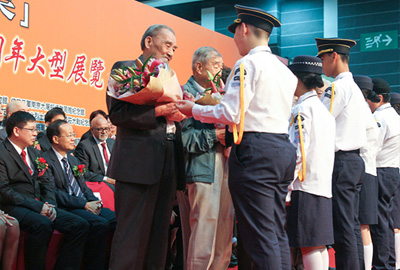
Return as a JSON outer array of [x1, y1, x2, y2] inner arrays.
[[0, 0, 240, 136]]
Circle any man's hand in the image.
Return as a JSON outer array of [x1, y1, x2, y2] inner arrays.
[[176, 100, 194, 117], [215, 128, 226, 146], [85, 201, 102, 215], [155, 103, 178, 117], [0, 210, 15, 226], [165, 111, 186, 122], [105, 177, 116, 185], [48, 207, 57, 221], [40, 202, 56, 221]]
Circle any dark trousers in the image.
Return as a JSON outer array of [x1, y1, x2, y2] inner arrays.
[[355, 179, 365, 270], [109, 140, 177, 270], [9, 207, 89, 270], [331, 150, 365, 270], [371, 167, 400, 270], [229, 133, 296, 270], [69, 207, 116, 270]]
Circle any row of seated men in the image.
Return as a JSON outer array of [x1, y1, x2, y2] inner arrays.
[[0, 101, 116, 270]]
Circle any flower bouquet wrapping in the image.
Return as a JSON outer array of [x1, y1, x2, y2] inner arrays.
[[190, 70, 225, 106], [183, 71, 227, 128], [107, 56, 183, 105]]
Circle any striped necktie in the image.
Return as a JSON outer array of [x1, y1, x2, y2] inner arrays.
[[61, 157, 84, 198]]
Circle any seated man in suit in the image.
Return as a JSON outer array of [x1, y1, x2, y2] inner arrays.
[[0, 111, 89, 270], [43, 120, 116, 270], [80, 109, 108, 141], [75, 116, 116, 191], [0, 100, 28, 142], [37, 107, 66, 152]]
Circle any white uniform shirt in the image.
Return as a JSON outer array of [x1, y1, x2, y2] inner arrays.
[[373, 103, 400, 168], [360, 102, 378, 176], [320, 72, 367, 151], [192, 45, 298, 132], [288, 91, 335, 198]]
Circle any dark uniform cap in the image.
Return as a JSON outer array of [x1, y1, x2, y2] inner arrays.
[[288, 55, 323, 75], [353, 75, 373, 91], [390, 93, 400, 105], [372, 78, 391, 95], [315, 38, 357, 57], [227, 4, 281, 34]]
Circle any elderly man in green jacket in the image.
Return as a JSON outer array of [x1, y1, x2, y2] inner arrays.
[[182, 46, 234, 270]]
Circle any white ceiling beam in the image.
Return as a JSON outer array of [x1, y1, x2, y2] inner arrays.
[[140, 0, 204, 8]]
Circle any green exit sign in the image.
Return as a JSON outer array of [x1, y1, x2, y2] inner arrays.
[[361, 30, 398, 52]]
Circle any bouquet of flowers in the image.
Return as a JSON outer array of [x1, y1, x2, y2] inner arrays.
[[192, 70, 225, 106], [107, 55, 183, 105]]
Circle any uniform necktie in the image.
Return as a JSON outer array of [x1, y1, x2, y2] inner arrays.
[[61, 157, 84, 198], [21, 150, 32, 175], [101, 142, 109, 165]]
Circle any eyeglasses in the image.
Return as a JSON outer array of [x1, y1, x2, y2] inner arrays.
[[93, 127, 110, 132], [19, 127, 38, 133], [58, 133, 76, 138]]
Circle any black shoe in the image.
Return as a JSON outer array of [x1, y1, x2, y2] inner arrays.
[[229, 253, 238, 268]]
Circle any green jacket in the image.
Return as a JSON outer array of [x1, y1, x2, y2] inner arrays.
[[182, 76, 219, 183]]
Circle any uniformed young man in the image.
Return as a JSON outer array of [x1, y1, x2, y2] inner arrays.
[[316, 38, 367, 270], [389, 92, 400, 269], [177, 5, 298, 269], [353, 75, 379, 270], [367, 78, 400, 270]]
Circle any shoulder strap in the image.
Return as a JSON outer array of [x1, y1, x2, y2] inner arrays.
[[232, 62, 245, 144]]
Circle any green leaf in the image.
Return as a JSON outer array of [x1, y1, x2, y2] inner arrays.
[[141, 54, 154, 72]]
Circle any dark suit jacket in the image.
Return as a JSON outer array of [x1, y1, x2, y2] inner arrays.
[[106, 60, 186, 190], [43, 149, 99, 210], [74, 136, 114, 182], [0, 139, 56, 216], [80, 130, 92, 141], [0, 128, 7, 142], [37, 130, 52, 152]]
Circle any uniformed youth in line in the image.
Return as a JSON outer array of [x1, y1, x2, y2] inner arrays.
[[353, 75, 379, 270], [177, 4, 298, 270], [317, 37, 367, 270], [367, 78, 400, 269], [286, 55, 335, 270]]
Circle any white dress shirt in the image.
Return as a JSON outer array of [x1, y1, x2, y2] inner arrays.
[[52, 147, 74, 195], [320, 72, 367, 151], [288, 91, 335, 198], [93, 136, 110, 174], [360, 102, 378, 176], [373, 103, 400, 168], [192, 45, 298, 132]]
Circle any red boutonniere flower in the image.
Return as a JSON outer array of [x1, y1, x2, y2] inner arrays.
[[72, 164, 87, 178], [35, 157, 48, 177]]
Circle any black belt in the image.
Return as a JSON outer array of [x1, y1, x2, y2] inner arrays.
[[336, 149, 360, 155], [166, 133, 176, 141]]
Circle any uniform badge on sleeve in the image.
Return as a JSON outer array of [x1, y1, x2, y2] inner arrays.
[[324, 86, 332, 99], [293, 114, 305, 143], [233, 66, 247, 81]]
